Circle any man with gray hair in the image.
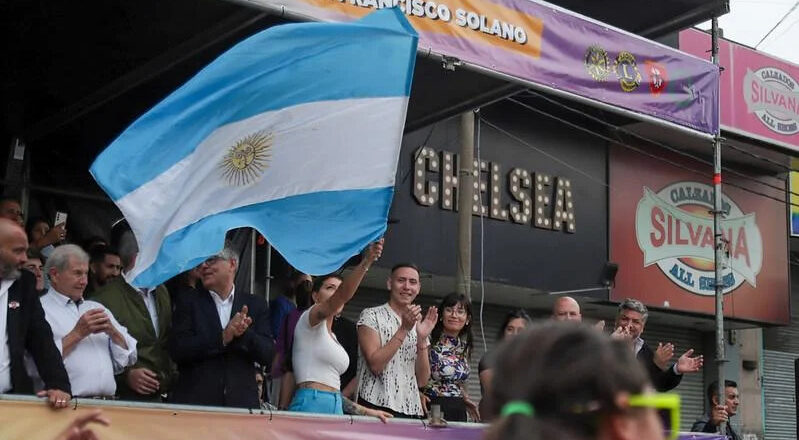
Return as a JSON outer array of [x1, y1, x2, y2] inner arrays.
[[613, 298, 703, 391], [40, 244, 137, 397], [169, 246, 273, 408]]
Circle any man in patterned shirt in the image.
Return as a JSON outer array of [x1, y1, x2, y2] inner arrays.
[[356, 263, 437, 418]]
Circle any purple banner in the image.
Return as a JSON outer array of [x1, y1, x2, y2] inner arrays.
[[249, 0, 720, 134]]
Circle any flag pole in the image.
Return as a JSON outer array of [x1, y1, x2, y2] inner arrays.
[[711, 16, 728, 436], [456, 111, 475, 301]]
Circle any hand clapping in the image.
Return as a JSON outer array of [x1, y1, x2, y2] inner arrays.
[[223, 305, 252, 345], [675, 349, 703, 374]]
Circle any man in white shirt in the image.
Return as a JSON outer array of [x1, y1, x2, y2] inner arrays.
[[40, 244, 137, 398], [357, 263, 438, 418]]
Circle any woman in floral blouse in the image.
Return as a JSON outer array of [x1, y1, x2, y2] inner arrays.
[[421, 293, 478, 422]]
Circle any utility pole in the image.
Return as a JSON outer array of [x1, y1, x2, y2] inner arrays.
[[711, 16, 728, 436], [455, 111, 475, 301]]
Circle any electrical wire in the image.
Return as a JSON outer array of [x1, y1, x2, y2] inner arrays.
[[755, 0, 799, 49], [475, 110, 488, 354], [514, 92, 798, 198], [507, 93, 799, 208], [721, 140, 796, 172], [398, 122, 439, 186], [482, 105, 799, 209], [479, 119, 611, 190]]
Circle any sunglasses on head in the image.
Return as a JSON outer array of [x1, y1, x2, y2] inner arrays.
[[628, 393, 681, 440]]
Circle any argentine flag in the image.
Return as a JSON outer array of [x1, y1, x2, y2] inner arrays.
[[90, 9, 418, 287]]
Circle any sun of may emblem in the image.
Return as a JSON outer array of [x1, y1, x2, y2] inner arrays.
[[220, 130, 272, 186]]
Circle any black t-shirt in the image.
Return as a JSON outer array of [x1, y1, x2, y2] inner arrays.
[[332, 316, 358, 389], [478, 349, 497, 373]]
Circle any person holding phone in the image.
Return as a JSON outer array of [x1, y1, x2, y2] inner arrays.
[[26, 215, 66, 257]]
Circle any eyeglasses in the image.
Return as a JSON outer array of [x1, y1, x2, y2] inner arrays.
[[203, 256, 224, 265], [628, 393, 680, 440], [443, 306, 468, 317]]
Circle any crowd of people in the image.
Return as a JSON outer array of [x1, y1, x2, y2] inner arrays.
[[0, 196, 739, 439]]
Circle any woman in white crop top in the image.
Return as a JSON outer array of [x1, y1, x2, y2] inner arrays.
[[288, 240, 387, 417]]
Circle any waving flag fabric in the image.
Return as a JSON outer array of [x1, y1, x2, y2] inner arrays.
[[90, 9, 418, 287]]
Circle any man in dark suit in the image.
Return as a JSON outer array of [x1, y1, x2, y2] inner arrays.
[[0, 218, 71, 407], [613, 298, 703, 391], [169, 246, 273, 408]]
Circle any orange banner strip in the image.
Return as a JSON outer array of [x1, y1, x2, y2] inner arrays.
[[303, 0, 543, 58]]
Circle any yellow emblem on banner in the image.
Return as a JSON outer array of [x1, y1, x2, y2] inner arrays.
[[220, 130, 272, 186]]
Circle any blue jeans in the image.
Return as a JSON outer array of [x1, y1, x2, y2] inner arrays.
[[288, 388, 343, 415]]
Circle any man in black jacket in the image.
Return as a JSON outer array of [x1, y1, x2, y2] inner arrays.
[[613, 298, 703, 391], [169, 246, 273, 408], [0, 218, 71, 407], [691, 380, 741, 440]]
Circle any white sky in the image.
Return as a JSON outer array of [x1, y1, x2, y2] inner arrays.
[[697, 0, 799, 65]]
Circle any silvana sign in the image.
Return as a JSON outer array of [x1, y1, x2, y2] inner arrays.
[[634, 182, 763, 295], [744, 67, 799, 136], [610, 145, 788, 324], [681, 29, 799, 150]]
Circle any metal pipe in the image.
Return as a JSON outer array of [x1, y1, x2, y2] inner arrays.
[[265, 242, 272, 302], [404, 83, 522, 132], [455, 111, 474, 300], [250, 229, 257, 295], [20, 147, 31, 224], [0, 180, 113, 203], [711, 16, 728, 437]]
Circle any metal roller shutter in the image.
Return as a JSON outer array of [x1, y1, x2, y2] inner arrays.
[[642, 324, 707, 432], [764, 319, 799, 354], [763, 350, 797, 440]]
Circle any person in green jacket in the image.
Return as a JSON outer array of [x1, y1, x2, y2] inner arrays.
[[92, 228, 177, 402]]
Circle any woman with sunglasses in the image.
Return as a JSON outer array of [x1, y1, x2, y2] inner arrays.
[[420, 293, 478, 422], [485, 321, 673, 440], [288, 240, 389, 418]]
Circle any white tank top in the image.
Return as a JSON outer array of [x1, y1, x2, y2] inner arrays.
[[292, 308, 350, 389]]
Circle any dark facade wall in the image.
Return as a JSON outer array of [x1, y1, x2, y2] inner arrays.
[[379, 100, 609, 293]]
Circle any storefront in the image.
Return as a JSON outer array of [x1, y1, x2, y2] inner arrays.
[[680, 28, 799, 440]]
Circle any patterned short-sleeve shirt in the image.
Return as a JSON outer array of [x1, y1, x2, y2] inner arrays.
[[357, 303, 423, 416], [424, 334, 469, 398]]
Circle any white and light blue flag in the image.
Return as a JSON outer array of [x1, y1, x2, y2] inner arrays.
[[90, 9, 418, 287]]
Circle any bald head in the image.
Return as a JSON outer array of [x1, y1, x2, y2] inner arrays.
[[552, 296, 582, 321], [0, 218, 29, 280]]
